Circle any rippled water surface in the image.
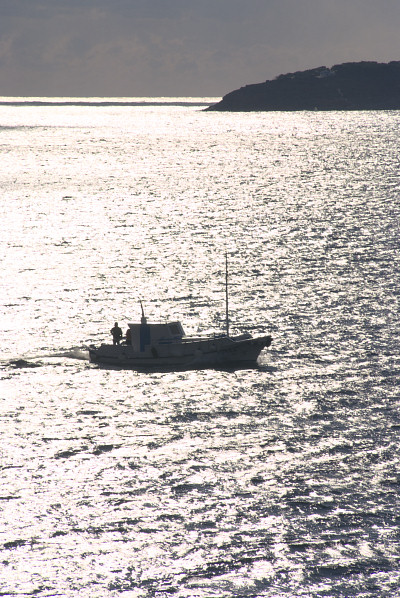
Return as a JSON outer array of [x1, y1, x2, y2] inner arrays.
[[1, 100, 400, 597]]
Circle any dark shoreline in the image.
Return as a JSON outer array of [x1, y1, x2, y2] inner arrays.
[[206, 61, 400, 111]]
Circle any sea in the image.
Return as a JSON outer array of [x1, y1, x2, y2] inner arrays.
[[1, 98, 399, 598]]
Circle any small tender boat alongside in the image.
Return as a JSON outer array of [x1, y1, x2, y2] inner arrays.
[[88, 256, 272, 370]]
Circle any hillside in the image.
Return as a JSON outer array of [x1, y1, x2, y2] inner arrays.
[[206, 61, 400, 111]]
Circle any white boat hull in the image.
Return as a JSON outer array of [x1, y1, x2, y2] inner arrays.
[[89, 335, 272, 370]]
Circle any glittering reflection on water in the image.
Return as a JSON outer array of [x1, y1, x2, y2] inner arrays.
[[1, 105, 400, 596]]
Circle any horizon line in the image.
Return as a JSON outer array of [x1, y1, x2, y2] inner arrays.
[[0, 96, 220, 108]]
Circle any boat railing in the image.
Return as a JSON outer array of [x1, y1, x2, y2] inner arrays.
[[158, 333, 231, 345]]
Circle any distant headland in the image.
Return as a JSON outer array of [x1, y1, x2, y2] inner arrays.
[[206, 61, 400, 111]]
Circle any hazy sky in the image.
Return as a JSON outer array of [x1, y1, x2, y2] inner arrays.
[[1, 0, 400, 97]]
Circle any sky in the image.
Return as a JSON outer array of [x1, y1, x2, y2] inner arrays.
[[1, 0, 400, 97]]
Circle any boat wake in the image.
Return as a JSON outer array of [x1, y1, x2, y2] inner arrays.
[[56, 348, 90, 361], [1, 349, 90, 370], [6, 359, 43, 369]]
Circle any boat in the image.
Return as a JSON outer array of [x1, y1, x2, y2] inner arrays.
[[88, 256, 272, 370], [88, 322, 272, 370]]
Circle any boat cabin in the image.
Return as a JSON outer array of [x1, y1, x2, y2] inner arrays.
[[127, 319, 185, 352]]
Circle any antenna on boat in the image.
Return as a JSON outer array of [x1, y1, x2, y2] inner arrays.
[[225, 252, 229, 337], [139, 299, 147, 324]]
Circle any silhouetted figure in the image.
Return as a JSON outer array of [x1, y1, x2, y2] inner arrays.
[[110, 322, 123, 345], [125, 328, 132, 345]]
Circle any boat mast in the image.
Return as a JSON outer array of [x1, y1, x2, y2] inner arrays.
[[225, 252, 229, 337], [139, 299, 147, 324]]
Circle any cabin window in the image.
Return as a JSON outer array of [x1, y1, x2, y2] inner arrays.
[[169, 324, 181, 336]]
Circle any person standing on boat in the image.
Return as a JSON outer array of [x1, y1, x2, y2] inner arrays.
[[110, 322, 123, 345]]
